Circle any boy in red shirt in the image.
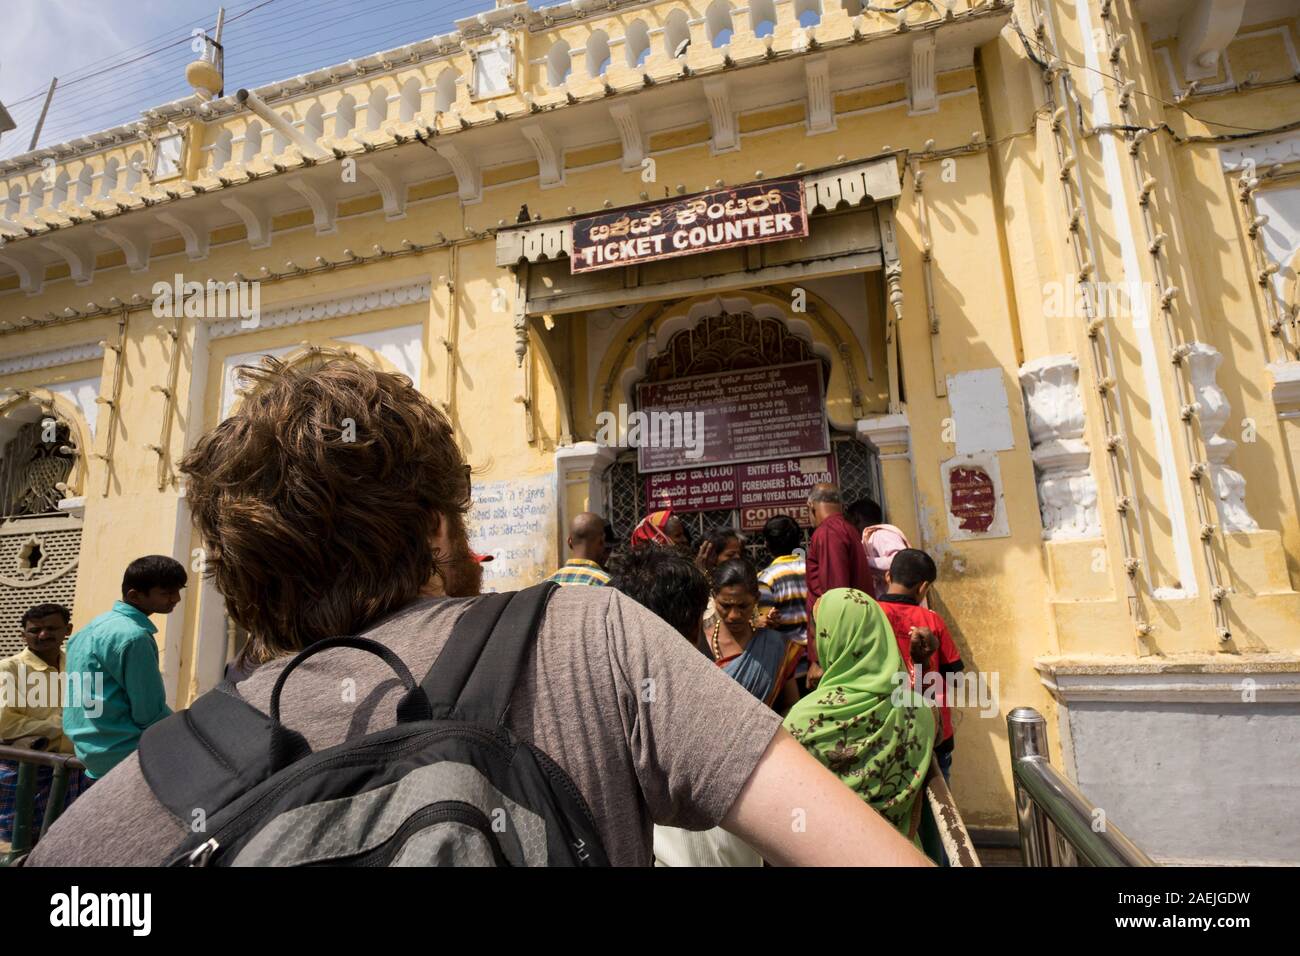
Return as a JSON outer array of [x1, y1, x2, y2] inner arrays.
[[876, 548, 963, 782]]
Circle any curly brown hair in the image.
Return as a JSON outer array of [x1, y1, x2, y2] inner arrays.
[[179, 351, 471, 663]]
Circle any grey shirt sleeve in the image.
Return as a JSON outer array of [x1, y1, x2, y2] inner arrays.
[[601, 590, 783, 831]]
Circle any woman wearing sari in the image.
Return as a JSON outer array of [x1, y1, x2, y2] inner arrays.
[[654, 557, 799, 867], [705, 559, 802, 712], [630, 508, 690, 550], [784, 588, 935, 843]]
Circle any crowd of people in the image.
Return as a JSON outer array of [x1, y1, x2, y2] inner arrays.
[[2, 353, 965, 866], [544, 483, 964, 864]]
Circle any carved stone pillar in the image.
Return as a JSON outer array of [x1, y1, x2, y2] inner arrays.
[[554, 441, 619, 561], [1184, 342, 1258, 532], [1019, 355, 1101, 540], [855, 413, 920, 543]]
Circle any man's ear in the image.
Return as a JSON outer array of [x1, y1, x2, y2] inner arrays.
[[884, 570, 893, 587], [917, 580, 930, 600]]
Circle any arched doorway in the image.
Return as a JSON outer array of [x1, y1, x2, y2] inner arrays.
[[603, 306, 881, 565]]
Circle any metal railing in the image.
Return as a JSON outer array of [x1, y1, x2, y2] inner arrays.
[[0, 743, 86, 866], [1007, 707, 1155, 867]]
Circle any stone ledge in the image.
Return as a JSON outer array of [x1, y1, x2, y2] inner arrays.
[[1036, 654, 1300, 703], [1036, 652, 1300, 676]]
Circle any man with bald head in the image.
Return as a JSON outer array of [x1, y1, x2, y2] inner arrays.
[[803, 483, 873, 689], [546, 512, 613, 586]]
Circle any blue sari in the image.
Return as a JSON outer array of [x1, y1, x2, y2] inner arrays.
[[718, 628, 799, 708]]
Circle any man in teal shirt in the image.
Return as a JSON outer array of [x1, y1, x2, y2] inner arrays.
[[64, 555, 187, 780]]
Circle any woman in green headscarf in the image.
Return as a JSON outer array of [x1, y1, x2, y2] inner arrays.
[[783, 587, 935, 841]]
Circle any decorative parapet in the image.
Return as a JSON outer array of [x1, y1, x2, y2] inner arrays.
[[1184, 342, 1259, 532], [206, 279, 431, 339], [0, 342, 103, 376], [1019, 354, 1100, 541], [1269, 361, 1300, 412]]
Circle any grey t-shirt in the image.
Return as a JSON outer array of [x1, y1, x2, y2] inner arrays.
[[28, 586, 782, 867]]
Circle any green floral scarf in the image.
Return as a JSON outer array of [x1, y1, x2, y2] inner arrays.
[[783, 588, 935, 837]]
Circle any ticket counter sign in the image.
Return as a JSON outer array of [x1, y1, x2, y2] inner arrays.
[[645, 454, 838, 529], [571, 179, 807, 273], [636, 361, 829, 473]]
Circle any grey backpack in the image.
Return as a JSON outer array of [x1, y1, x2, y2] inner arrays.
[[138, 582, 608, 866]]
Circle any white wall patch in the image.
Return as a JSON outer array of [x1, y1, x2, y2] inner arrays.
[[946, 368, 1014, 455]]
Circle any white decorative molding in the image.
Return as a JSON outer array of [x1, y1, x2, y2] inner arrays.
[[1184, 342, 1258, 531], [1178, 0, 1247, 83], [94, 222, 151, 272], [1218, 132, 1300, 171], [286, 178, 338, 234], [555, 441, 620, 558], [519, 120, 564, 188], [496, 221, 570, 266], [45, 376, 102, 439], [1019, 355, 1101, 540], [702, 77, 738, 153], [56, 496, 86, 518], [41, 236, 95, 285], [856, 413, 911, 452], [0, 342, 103, 376], [804, 54, 834, 134], [1269, 361, 1300, 410], [1038, 660, 1300, 704], [608, 102, 644, 172], [207, 280, 431, 339], [802, 156, 903, 210], [359, 161, 408, 220], [221, 196, 273, 249], [0, 248, 44, 293], [909, 32, 938, 114], [434, 142, 481, 204], [157, 209, 211, 261]]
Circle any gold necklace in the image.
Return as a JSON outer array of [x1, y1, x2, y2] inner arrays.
[[710, 620, 723, 660]]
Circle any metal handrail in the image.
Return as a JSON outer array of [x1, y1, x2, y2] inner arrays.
[[0, 742, 86, 866], [1007, 707, 1155, 867]]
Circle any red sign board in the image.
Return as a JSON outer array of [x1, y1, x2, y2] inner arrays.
[[636, 361, 829, 474], [571, 179, 807, 273], [949, 466, 996, 533], [644, 454, 838, 530]]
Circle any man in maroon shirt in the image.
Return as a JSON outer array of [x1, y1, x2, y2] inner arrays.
[[804, 483, 874, 688]]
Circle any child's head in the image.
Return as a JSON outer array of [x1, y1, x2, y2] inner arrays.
[[886, 548, 937, 599], [762, 514, 802, 557], [845, 498, 883, 534], [122, 555, 188, 615]]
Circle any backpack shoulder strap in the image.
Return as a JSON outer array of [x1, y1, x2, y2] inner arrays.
[[421, 581, 557, 726], [138, 682, 306, 824]]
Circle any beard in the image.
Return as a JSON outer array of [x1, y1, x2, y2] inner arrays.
[[431, 510, 482, 598]]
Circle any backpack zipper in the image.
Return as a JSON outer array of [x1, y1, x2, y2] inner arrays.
[[174, 724, 516, 866], [309, 801, 510, 867]]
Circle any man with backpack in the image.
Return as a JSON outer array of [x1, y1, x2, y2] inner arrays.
[[28, 354, 928, 868]]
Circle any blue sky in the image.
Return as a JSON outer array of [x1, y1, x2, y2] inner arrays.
[[0, 0, 490, 159]]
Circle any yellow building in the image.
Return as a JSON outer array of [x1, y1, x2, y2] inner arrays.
[[2, 0, 1298, 863]]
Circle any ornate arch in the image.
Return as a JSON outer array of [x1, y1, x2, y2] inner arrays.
[[593, 288, 870, 432], [0, 388, 93, 515]]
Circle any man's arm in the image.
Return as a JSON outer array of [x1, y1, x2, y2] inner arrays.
[[0, 708, 62, 746], [120, 636, 172, 729], [721, 728, 932, 866]]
